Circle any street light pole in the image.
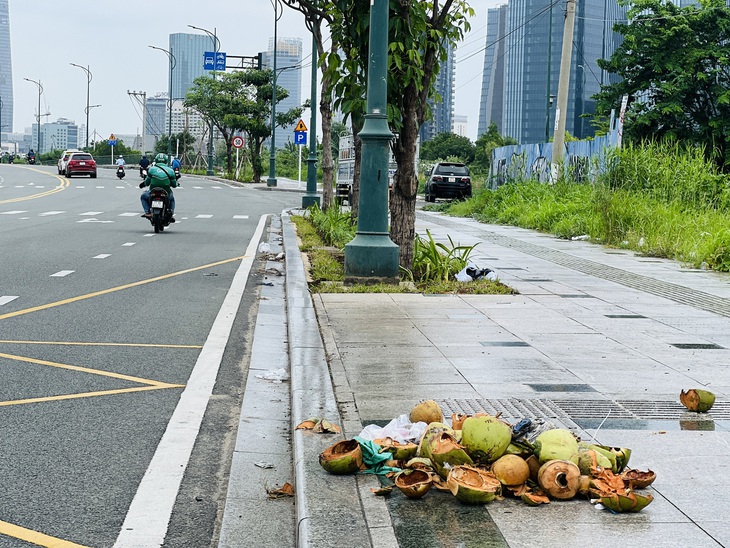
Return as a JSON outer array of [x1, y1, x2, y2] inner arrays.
[[0, 96, 3, 155], [149, 45, 177, 157], [267, 0, 283, 188], [188, 25, 219, 176], [343, 0, 400, 282], [70, 63, 92, 149], [24, 78, 43, 156]]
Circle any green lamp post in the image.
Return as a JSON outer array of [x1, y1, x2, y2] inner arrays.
[[343, 0, 399, 282]]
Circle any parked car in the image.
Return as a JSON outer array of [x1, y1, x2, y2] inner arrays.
[[65, 152, 97, 178], [58, 149, 82, 175], [424, 162, 472, 202]]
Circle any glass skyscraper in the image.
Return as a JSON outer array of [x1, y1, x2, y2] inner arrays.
[[169, 33, 211, 101], [0, 0, 13, 133], [420, 42, 456, 143], [485, 0, 628, 144], [478, 5, 508, 137], [262, 37, 303, 150]]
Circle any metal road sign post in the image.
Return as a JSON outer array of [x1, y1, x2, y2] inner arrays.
[[232, 136, 244, 180]]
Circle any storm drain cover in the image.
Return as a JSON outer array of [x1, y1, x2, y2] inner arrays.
[[671, 343, 725, 350], [525, 278, 553, 282], [436, 398, 730, 425], [480, 341, 530, 347], [605, 314, 646, 319], [529, 384, 597, 392]]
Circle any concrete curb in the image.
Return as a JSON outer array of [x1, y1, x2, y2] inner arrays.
[[282, 212, 370, 547]]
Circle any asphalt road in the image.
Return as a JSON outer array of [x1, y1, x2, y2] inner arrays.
[[0, 164, 300, 547]]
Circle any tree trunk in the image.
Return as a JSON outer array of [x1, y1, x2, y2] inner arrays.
[[251, 139, 263, 183], [389, 102, 420, 271], [319, 85, 335, 210], [226, 142, 233, 175]]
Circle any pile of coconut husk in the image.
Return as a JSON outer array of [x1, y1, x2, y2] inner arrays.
[[318, 400, 656, 512]]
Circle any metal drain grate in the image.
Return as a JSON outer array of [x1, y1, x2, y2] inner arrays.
[[480, 341, 530, 347], [605, 314, 646, 319], [436, 398, 730, 423], [671, 343, 725, 350]]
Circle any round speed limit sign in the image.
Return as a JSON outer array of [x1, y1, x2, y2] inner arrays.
[[232, 136, 244, 149]]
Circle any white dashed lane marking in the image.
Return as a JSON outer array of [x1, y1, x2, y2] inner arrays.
[[93, 254, 111, 259], [119, 212, 138, 217], [1, 211, 28, 215], [122, 243, 136, 247], [39, 211, 65, 216], [233, 215, 249, 219], [196, 215, 213, 219], [79, 211, 103, 216], [143, 234, 155, 237], [50, 270, 75, 277], [0, 296, 19, 306], [192, 186, 203, 189]]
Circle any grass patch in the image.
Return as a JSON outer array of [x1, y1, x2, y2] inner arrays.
[[440, 142, 730, 272], [291, 209, 515, 295]]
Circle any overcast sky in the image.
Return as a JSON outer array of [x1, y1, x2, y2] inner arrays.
[[10, 0, 501, 143]]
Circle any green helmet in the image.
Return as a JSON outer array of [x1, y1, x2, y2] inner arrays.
[[154, 153, 169, 165]]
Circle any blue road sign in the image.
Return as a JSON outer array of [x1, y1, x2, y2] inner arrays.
[[204, 51, 226, 71], [294, 131, 307, 145], [107, 140, 117, 146]]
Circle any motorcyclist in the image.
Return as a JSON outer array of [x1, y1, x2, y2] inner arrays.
[[139, 153, 178, 222], [170, 156, 181, 170], [115, 155, 126, 167], [139, 154, 150, 177], [27, 149, 36, 164]]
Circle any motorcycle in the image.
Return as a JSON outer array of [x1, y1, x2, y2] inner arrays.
[[147, 187, 173, 233], [116, 164, 126, 179], [140, 167, 148, 179], [27, 155, 36, 165], [174, 167, 181, 180]]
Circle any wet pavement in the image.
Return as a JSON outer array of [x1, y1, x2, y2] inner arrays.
[[220, 206, 730, 547]]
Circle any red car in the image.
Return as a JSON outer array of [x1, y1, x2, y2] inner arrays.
[[65, 152, 97, 178]]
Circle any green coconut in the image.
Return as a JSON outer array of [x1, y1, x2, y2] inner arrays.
[[601, 491, 654, 512], [374, 437, 418, 461], [460, 415, 512, 464], [533, 429, 579, 464], [447, 465, 502, 504], [319, 439, 363, 475], [419, 429, 473, 479], [394, 469, 433, 499], [571, 449, 611, 475]]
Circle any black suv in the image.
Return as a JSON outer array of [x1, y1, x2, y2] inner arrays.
[[424, 162, 472, 202]]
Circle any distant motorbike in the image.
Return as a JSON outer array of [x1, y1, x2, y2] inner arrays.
[[27, 155, 36, 165], [173, 167, 181, 180], [140, 167, 148, 179], [116, 165, 126, 179]]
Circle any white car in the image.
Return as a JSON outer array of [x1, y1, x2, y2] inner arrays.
[[58, 149, 82, 175]]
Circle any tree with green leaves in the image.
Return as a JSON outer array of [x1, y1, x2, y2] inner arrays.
[[419, 132, 476, 163], [185, 70, 303, 179], [288, 1, 472, 268], [595, 0, 730, 169], [472, 123, 518, 172], [154, 130, 196, 163]]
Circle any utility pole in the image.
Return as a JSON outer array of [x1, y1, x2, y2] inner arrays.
[[552, 0, 576, 166], [128, 91, 147, 154]]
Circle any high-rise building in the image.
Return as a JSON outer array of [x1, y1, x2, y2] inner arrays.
[[32, 118, 78, 154], [420, 42, 456, 143], [492, 0, 628, 144], [262, 37, 303, 150], [0, 0, 13, 134], [145, 94, 167, 139], [477, 4, 508, 138], [169, 33, 211, 100]]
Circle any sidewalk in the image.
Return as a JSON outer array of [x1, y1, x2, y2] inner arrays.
[[224, 209, 730, 547]]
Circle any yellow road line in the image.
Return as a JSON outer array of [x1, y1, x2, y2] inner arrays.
[[0, 255, 246, 322], [0, 171, 69, 204], [0, 340, 202, 349], [0, 518, 89, 547], [0, 351, 184, 387], [0, 385, 183, 408]]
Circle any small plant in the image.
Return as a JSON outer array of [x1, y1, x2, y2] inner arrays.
[[408, 229, 478, 283], [307, 204, 356, 248]]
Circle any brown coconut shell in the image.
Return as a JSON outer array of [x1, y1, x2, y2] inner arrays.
[[394, 469, 433, 499], [537, 460, 582, 500], [491, 455, 530, 487], [621, 468, 657, 489], [410, 400, 444, 424], [318, 439, 363, 475]]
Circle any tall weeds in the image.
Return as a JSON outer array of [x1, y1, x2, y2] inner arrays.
[[445, 142, 730, 271]]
